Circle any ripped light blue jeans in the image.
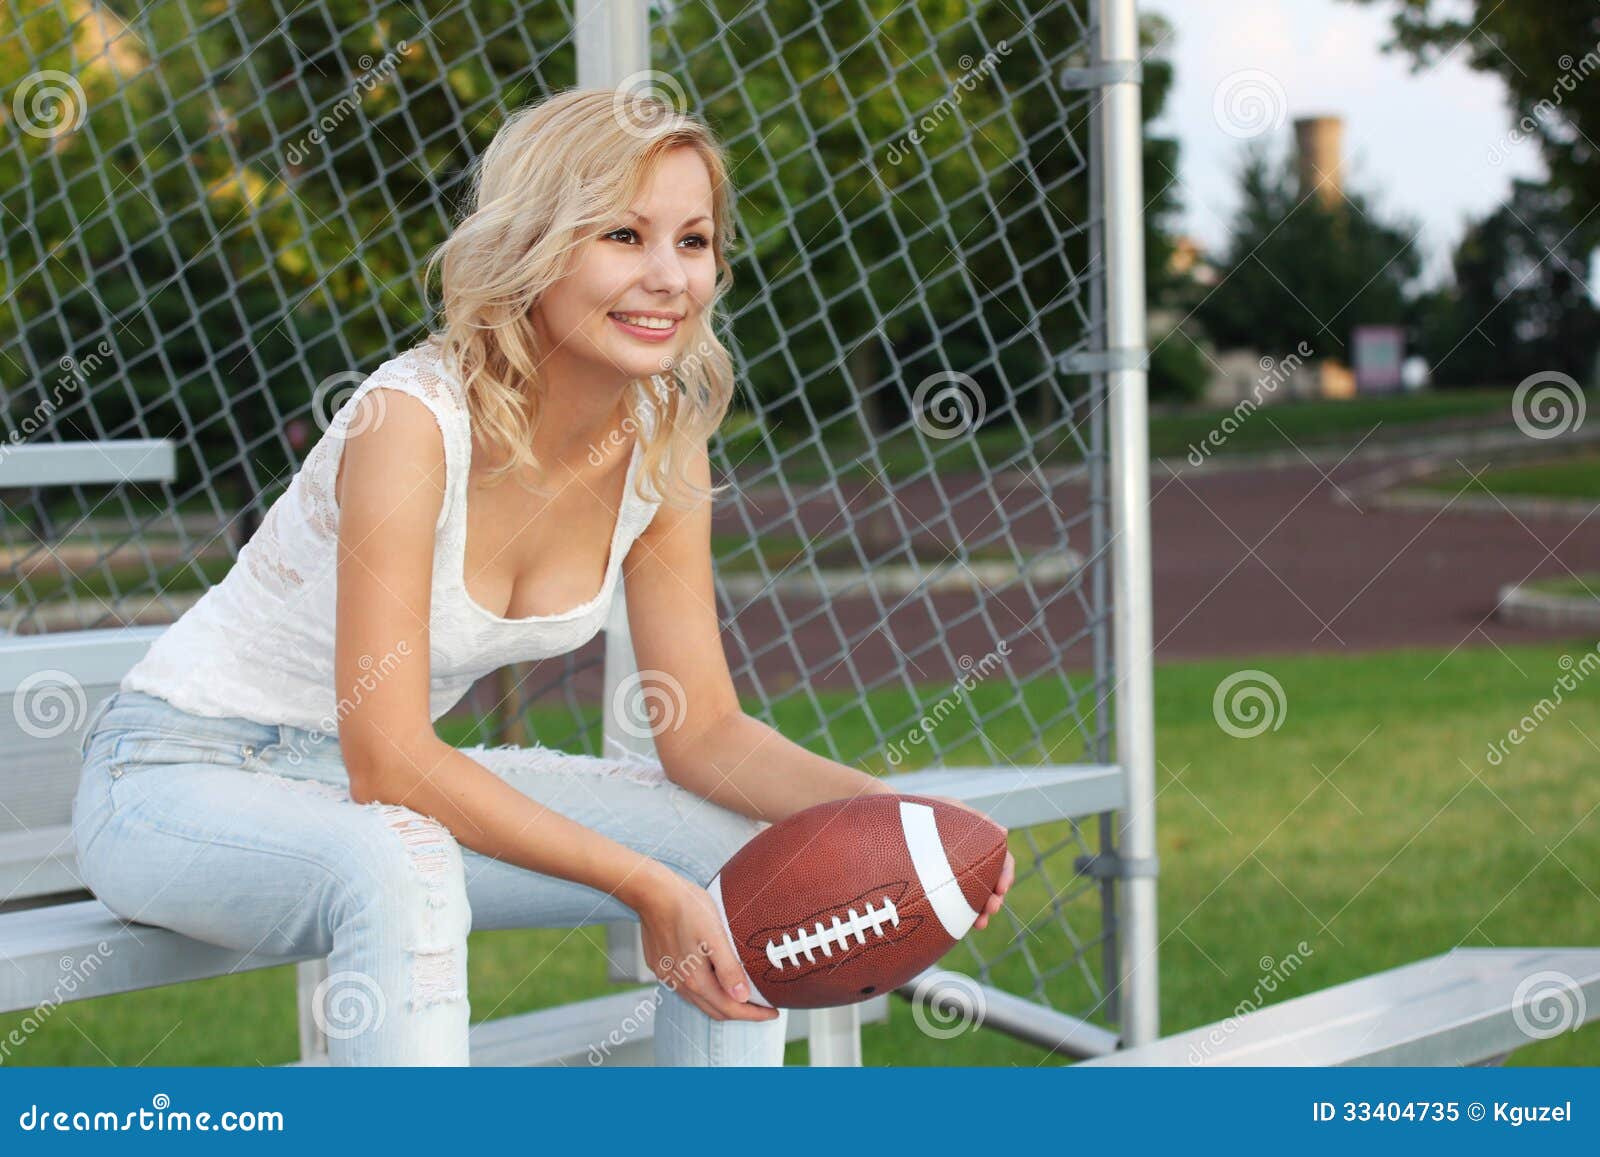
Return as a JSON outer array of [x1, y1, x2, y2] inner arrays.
[[71, 688, 789, 1066]]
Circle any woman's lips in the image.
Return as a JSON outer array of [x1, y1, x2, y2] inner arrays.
[[608, 312, 680, 342]]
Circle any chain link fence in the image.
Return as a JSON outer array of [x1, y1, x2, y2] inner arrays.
[[3, 0, 1127, 1047]]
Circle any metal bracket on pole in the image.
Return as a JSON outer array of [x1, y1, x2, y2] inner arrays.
[[1075, 852, 1160, 880], [1058, 60, 1143, 90], [1057, 347, 1149, 375]]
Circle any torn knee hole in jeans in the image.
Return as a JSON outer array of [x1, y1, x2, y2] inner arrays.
[[372, 805, 465, 1010], [407, 941, 466, 1011], [373, 804, 457, 907]]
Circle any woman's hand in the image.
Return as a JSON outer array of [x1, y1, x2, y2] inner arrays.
[[925, 796, 1015, 931], [632, 866, 781, 1022]]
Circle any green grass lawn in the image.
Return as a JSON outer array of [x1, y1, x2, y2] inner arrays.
[[14, 551, 235, 603], [5, 639, 1598, 1066], [1413, 452, 1600, 501], [1524, 574, 1600, 601]]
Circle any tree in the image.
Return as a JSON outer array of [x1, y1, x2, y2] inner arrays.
[[1413, 178, 1600, 387], [1347, 0, 1600, 254], [1195, 144, 1423, 360], [658, 0, 1180, 439], [2, 0, 574, 523]]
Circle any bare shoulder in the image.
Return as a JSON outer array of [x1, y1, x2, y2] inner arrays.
[[334, 386, 450, 528]]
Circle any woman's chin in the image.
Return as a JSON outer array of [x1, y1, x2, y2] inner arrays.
[[608, 346, 686, 379]]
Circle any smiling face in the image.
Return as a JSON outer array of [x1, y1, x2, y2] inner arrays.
[[532, 145, 718, 387]]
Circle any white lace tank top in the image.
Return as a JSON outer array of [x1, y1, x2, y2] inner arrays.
[[122, 338, 665, 735]]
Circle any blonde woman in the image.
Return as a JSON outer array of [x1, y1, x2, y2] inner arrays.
[[71, 89, 1015, 1067]]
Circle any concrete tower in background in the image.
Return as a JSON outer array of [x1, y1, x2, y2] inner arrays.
[[1293, 115, 1345, 210]]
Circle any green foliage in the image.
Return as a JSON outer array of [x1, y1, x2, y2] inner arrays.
[[1148, 330, 1210, 403], [661, 0, 1151, 433], [1413, 179, 1600, 388], [1195, 143, 1423, 360], [1348, 0, 1600, 254], [3, 0, 1182, 494], [2, 0, 574, 504]]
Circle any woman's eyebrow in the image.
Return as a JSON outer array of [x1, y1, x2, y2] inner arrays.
[[625, 211, 713, 228]]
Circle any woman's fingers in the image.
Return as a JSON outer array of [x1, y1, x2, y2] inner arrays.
[[972, 852, 1017, 930], [705, 933, 753, 1003], [695, 936, 779, 1022]]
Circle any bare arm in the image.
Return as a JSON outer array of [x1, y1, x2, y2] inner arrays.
[[655, 709, 897, 823], [331, 387, 675, 912], [621, 437, 895, 823]]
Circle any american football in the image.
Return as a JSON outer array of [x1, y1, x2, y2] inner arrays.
[[706, 793, 1009, 1009]]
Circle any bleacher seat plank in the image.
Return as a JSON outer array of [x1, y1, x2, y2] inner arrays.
[[1079, 947, 1600, 1066]]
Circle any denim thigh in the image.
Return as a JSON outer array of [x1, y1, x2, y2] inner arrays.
[[71, 690, 766, 948], [71, 690, 467, 959]]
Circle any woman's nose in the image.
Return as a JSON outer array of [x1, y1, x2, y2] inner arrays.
[[641, 244, 689, 294]]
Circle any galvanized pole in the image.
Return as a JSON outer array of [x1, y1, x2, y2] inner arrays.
[[575, 0, 650, 88], [1102, 0, 1160, 1048], [577, 0, 659, 992]]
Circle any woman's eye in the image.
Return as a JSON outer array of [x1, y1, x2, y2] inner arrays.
[[680, 233, 710, 249], [604, 227, 638, 243]]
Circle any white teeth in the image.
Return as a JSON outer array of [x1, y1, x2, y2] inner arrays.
[[611, 313, 675, 330]]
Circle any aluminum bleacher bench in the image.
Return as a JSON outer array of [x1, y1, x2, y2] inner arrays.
[[1077, 947, 1600, 1066], [1, 440, 1115, 1065], [0, 624, 1107, 1065], [0, 619, 891, 1065]]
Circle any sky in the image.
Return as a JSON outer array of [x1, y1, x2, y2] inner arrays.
[[1141, 0, 1543, 289]]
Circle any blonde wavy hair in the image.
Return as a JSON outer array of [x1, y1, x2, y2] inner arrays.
[[422, 87, 738, 509]]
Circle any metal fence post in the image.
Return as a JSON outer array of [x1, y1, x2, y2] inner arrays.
[[574, 0, 661, 990], [1101, 0, 1160, 1048], [575, 0, 650, 88]]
